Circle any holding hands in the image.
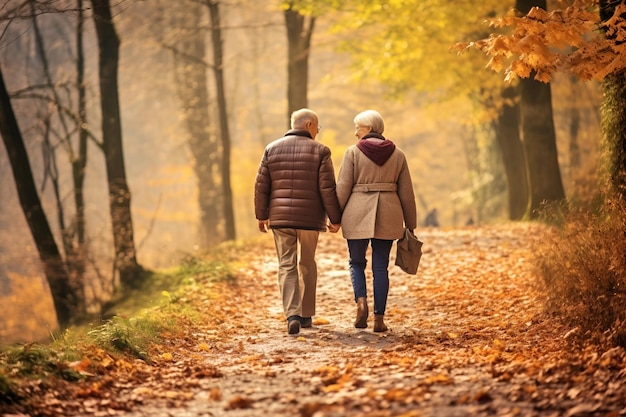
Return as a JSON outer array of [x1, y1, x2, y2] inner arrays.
[[259, 219, 339, 233]]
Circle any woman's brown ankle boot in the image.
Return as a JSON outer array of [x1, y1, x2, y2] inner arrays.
[[373, 314, 388, 332], [354, 297, 368, 328]]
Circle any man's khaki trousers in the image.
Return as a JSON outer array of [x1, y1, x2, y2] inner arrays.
[[271, 228, 319, 319]]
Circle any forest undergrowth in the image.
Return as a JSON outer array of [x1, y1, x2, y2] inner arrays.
[[536, 195, 626, 349], [1, 220, 626, 416]]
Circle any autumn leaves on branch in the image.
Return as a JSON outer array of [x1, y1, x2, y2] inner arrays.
[[456, 2, 626, 83]]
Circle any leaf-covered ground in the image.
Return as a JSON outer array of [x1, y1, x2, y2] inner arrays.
[[4, 224, 626, 416]]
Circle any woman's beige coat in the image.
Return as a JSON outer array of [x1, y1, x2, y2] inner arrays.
[[337, 145, 417, 240]]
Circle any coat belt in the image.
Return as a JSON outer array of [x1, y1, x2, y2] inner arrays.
[[352, 183, 398, 192]]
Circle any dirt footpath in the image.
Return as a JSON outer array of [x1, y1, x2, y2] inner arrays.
[[127, 224, 626, 417]]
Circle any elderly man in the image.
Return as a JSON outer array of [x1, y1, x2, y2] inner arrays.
[[254, 108, 341, 335]]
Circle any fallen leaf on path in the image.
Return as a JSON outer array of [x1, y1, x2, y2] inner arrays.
[[225, 395, 254, 410]]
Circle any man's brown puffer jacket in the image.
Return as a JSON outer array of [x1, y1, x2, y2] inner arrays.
[[254, 130, 342, 231]]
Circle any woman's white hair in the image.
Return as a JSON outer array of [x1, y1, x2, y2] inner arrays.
[[291, 108, 318, 129], [354, 110, 384, 134]]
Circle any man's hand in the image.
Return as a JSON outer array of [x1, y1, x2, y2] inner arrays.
[[258, 220, 269, 233], [328, 223, 340, 233]]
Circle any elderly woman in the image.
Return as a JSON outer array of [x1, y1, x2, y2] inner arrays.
[[336, 110, 417, 332]]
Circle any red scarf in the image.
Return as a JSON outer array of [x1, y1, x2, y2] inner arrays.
[[356, 133, 396, 166]]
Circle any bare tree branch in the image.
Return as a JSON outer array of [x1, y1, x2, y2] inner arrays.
[[1, 0, 87, 21], [11, 91, 103, 149]]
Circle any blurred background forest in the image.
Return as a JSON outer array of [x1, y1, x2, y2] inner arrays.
[[0, 0, 604, 343]]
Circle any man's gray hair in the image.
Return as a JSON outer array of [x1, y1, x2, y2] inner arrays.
[[354, 110, 385, 134], [291, 108, 318, 129]]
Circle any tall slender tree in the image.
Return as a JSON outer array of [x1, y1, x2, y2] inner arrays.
[[284, 3, 315, 124], [29, 1, 88, 311], [75, 0, 89, 248], [165, 1, 222, 247], [0, 66, 79, 329], [91, 0, 142, 288], [207, 0, 236, 240]]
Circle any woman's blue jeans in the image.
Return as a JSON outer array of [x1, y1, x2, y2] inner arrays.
[[347, 238, 393, 315]]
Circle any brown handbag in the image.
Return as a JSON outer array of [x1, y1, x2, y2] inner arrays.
[[395, 228, 423, 274]]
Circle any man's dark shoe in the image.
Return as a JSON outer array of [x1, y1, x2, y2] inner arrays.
[[300, 317, 312, 328], [287, 316, 301, 335]]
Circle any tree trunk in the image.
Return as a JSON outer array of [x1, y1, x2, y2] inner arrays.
[[67, 0, 88, 303], [208, 0, 236, 241], [91, 0, 142, 288], [600, 0, 626, 199], [519, 76, 565, 215], [602, 73, 626, 198], [75, 0, 88, 247], [494, 86, 528, 220], [569, 106, 581, 173], [284, 7, 315, 126], [31, 3, 72, 256], [0, 66, 79, 329], [32, 1, 89, 309], [169, 2, 222, 247], [566, 76, 582, 177], [517, 0, 565, 217]]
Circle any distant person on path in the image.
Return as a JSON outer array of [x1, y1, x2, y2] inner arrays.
[[254, 108, 342, 335], [336, 110, 417, 332], [424, 208, 439, 227]]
